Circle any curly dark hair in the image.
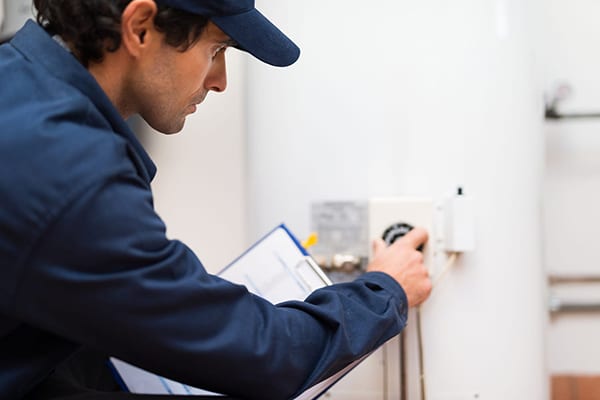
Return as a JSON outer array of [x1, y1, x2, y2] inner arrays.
[[33, 0, 210, 66]]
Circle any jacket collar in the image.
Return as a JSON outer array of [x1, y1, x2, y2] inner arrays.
[[10, 20, 157, 183]]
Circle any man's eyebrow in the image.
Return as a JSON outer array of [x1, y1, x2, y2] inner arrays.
[[219, 39, 239, 47]]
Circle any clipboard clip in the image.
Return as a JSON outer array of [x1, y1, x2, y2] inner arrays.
[[294, 256, 332, 292]]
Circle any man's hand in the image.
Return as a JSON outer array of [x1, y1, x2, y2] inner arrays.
[[367, 227, 432, 307]]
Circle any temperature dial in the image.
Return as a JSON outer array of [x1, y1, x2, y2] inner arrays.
[[382, 222, 424, 251]]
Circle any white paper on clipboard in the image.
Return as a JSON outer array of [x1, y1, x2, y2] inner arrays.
[[218, 225, 331, 304]]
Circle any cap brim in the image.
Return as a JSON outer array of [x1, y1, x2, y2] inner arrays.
[[211, 9, 300, 67]]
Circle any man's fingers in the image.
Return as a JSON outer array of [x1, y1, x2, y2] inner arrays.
[[397, 227, 428, 249], [372, 238, 386, 256]]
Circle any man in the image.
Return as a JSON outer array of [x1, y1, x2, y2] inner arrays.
[[0, 0, 432, 399]]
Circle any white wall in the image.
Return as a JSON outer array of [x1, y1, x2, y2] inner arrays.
[[247, 0, 547, 398], [542, 0, 600, 375], [0, 0, 33, 40], [140, 50, 247, 274]]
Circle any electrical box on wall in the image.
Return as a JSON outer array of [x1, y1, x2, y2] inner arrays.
[[443, 188, 475, 252]]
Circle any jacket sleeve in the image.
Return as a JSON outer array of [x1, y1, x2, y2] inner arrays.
[[14, 171, 408, 400]]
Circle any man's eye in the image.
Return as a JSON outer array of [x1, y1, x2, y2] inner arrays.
[[212, 46, 226, 59]]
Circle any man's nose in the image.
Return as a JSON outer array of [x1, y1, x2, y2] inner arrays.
[[205, 52, 227, 93]]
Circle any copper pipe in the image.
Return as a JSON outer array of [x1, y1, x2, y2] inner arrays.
[[548, 275, 600, 285]]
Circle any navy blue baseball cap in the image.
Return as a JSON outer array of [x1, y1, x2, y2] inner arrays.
[[155, 0, 300, 67]]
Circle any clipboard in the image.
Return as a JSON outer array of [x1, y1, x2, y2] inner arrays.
[[218, 224, 331, 304], [109, 224, 366, 399]]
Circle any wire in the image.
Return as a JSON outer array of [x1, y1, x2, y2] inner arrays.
[[416, 252, 460, 400], [433, 252, 458, 288], [416, 306, 426, 400]]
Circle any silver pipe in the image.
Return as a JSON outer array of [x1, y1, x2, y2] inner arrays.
[[549, 297, 600, 314]]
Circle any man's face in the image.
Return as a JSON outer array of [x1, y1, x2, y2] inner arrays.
[[133, 22, 233, 134]]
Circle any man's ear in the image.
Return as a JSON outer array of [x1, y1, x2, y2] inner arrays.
[[120, 0, 159, 57]]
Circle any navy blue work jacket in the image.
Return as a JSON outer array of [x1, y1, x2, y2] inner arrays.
[[0, 21, 408, 400]]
